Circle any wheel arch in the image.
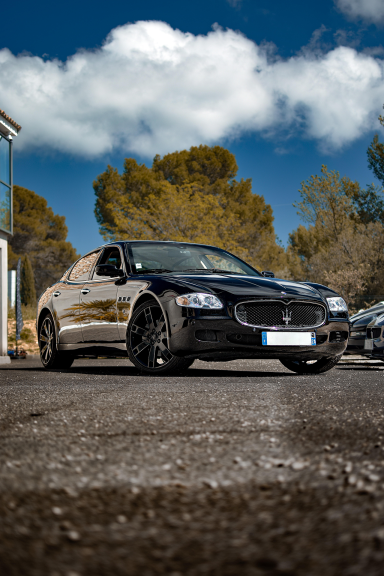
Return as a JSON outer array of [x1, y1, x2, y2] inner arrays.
[[37, 307, 51, 333], [131, 291, 160, 310], [129, 291, 170, 339], [37, 306, 59, 346]]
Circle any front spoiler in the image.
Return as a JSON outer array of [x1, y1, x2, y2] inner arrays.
[[168, 317, 349, 361]]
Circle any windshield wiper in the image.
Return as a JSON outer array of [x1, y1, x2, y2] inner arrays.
[[135, 268, 174, 274], [135, 268, 245, 275], [207, 268, 241, 274], [175, 268, 241, 274]]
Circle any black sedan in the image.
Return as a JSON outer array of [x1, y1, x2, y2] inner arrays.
[[37, 241, 349, 375], [362, 314, 384, 360], [345, 309, 384, 355]]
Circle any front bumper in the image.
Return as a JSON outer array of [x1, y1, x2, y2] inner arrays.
[[165, 303, 349, 361], [362, 339, 384, 359], [345, 335, 365, 355]]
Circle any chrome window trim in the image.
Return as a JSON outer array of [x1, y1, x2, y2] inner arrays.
[[234, 299, 327, 330]]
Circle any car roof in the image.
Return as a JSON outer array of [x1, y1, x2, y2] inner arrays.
[[87, 240, 222, 254]]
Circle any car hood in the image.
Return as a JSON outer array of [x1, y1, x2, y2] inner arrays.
[[171, 274, 325, 302], [367, 313, 384, 328], [351, 306, 384, 322]]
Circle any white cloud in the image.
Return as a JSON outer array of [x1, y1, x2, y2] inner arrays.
[[335, 0, 384, 25], [0, 20, 383, 158]]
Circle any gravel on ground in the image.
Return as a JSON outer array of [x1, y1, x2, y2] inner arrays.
[[0, 355, 384, 576]]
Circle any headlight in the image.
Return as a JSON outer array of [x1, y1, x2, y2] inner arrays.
[[175, 293, 223, 309], [327, 297, 348, 312]]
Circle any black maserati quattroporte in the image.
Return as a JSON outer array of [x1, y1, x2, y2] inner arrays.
[[37, 241, 350, 374]]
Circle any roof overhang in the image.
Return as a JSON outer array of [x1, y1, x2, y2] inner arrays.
[[0, 110, 21, 138]]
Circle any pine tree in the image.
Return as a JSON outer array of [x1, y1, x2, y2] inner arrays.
[[8, 186, 79, 296], [94, 145, 287, 276], [20, 254, 37, 306]]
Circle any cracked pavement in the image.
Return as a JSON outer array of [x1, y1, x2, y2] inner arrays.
[[0, 355, 384, 575]]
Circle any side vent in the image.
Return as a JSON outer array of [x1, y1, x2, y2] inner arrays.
[[329, 331, 349, 343], [195, 330, 218, 342]]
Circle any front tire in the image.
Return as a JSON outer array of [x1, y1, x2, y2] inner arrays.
[[280, 355, 342, 375], [127, 300, 194, 375], [39, 314, 74, 369]]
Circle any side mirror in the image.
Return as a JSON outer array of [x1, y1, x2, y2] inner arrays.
[[95, 264, 124, 277], [262, 270, 275, 278]]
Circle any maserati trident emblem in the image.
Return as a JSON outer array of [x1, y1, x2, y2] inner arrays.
[[282, 308, 292, 325]]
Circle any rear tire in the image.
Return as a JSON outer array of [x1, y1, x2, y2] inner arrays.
[[280, 355, 342, 374], [127, 300, 194, 375], [39, 313, 74, 369]]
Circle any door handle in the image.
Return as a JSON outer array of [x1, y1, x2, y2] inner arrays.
[[81, 288, 91, 294], [53, 291, 61, 297]]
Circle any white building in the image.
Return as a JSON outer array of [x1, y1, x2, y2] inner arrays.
[[0, 109, 21, 362]]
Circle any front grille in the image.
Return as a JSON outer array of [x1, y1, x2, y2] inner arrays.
[[235, 300, 326, 329], [367, 327, 382, 339]]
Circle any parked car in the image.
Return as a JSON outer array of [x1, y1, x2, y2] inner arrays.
[[345, 309, 384, 355], [350, 302, 384, 323], [36, 241, 350, 375], [362, 314, 384, 360]]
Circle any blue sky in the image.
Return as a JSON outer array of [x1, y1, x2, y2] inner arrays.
[[1, 0, 384, 256]]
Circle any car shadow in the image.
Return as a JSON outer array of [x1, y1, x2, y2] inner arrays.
[[68, 367, 295, 378], [2, 359, 382, 375], [337, 366, 384, 371], [1, 363, 293, 378]]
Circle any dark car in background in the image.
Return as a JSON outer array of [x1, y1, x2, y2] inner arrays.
[[36, 241, 350, 375], [362, 314, 384, 360], [350, 302, 384, 322], [345, 305, 384, 355]]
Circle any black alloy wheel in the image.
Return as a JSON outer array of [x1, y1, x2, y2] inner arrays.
[[39, 314, 74, 369], [127, 301, 194, 374], [280, 355, 342, 375]]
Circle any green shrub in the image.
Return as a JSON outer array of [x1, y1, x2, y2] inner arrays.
[[20, 327, 35, 343]]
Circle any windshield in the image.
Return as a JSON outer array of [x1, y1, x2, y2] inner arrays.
[[127, 243, 261, 276]]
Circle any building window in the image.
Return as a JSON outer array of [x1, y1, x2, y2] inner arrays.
[[0, 136, 10, 185], [0, 135, 11, 233], [0, 183, 11, 232]]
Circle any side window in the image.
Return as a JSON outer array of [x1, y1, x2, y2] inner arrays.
[[69, 251, 100, 282], [94, 247, 123, 278]]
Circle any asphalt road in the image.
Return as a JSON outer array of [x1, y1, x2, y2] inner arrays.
[[1, 355, 384, 576]]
